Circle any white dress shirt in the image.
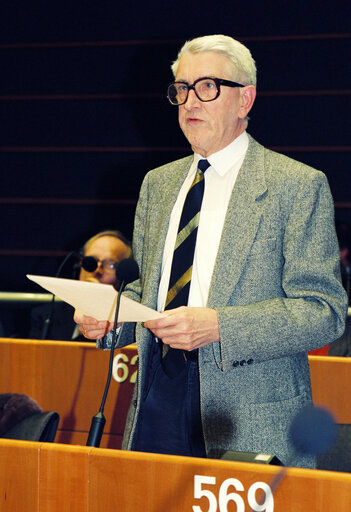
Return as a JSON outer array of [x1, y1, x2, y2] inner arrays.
[[157, 131, 249, 311]]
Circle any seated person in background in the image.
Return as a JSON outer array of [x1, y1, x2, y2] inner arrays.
[[29, 230, 132, 341]]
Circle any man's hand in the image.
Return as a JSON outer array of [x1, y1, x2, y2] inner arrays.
[[74, 310, 114, 340], [144, 306, 220, 351]]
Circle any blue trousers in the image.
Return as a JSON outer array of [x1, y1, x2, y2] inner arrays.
[[132, 341, 206, 457]]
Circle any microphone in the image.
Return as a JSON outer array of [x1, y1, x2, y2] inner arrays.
[[252, 405, 337, 511], [115, 258, 139, 287], [86, 258, 139, 447], [289, 404, 337, 456]]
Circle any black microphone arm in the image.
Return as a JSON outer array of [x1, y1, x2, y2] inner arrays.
[[40, 250, 77, 340], [86, 258, 139, 448], [85, 286, 125, 447]]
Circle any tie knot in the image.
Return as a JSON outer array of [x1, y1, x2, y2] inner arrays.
[[197, 159, 210, 173]]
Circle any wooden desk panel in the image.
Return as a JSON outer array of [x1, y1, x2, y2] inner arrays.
[[1, 440, 351, 512], [309, 355, 351, 423], [0, 338, 136, 448], [57, 430, 123, 449], [89, 449, 351, 511], [0, 341, 10, 397], [39, 443, 89, 512], [8, 340, 42, 397], [1, 338, 351, 455], [0, 440, 39, 512]]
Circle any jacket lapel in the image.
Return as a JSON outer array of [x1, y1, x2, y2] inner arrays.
[[141, 156, 193, 309], [207, 136, 268, 307]]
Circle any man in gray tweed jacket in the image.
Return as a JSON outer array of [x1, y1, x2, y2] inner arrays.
[[75, 35, 347, 468]]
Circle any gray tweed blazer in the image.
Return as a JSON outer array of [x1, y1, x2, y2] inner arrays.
[[104, 134, 347, 467]]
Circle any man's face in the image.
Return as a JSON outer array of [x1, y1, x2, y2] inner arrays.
[[79, 236, 129, 287], [176, 51, 255, 157]]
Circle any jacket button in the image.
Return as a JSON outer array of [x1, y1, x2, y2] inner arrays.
[[233, 360, 239, 368], [239, 360, 246, 366], [133, 400, 137, 407], [247, 359, 253, 365]]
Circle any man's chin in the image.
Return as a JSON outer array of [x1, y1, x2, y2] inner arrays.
[[184, 131, 211, 156], [190, 141, 210, 157]]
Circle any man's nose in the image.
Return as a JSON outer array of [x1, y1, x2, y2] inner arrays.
[[184, 88, 201, 109], [93, 261, 103, 274]]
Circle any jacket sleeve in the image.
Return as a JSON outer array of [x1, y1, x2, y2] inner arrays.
[[213, 171, 347, 371]]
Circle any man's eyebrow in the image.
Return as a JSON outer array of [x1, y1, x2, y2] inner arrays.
[[175, 75, 217, 82]]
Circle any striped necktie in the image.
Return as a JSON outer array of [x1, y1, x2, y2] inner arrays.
[[162, 159, 210, 376]]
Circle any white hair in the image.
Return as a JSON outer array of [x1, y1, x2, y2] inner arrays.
[[171, 34, 257, 87]]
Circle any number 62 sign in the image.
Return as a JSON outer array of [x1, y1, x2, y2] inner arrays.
[[112, 352, 138, 384]]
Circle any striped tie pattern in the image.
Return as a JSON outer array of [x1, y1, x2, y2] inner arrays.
[[162, 159, 210, 376], [165, 159, 210, 310]]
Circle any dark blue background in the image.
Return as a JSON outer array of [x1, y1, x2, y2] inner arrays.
[[0, 1, 350, 335]]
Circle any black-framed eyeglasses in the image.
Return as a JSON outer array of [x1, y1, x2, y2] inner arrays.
[[167, 76, 245, 106], [81, 256, 117, 274]]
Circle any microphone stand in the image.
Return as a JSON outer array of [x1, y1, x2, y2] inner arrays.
[[86, 280, 126, 447], [40, 251, 76, 340]]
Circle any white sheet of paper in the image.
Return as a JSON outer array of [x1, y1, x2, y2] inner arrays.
[[27, 274, 163, 322]]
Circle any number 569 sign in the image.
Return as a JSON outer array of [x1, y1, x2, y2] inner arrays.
[[193, 475, 273, 512]]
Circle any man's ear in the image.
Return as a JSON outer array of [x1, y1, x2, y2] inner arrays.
[[239, 85, 256, 119]]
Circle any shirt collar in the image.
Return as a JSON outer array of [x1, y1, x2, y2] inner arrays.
[[193, 131, 249, 176]]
